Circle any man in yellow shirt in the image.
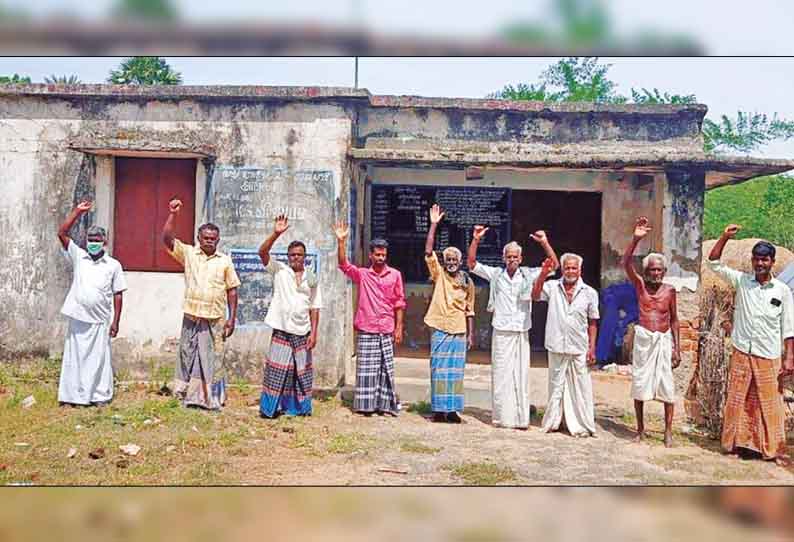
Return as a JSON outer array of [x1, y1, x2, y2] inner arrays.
[[162, 198, 241, 410], [424, 204, 475, 423]]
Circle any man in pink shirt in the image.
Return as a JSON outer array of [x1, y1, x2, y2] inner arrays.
[[335, 221, 406, 416]]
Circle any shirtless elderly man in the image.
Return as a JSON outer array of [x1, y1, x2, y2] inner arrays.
[[622, 216, 681, 447]]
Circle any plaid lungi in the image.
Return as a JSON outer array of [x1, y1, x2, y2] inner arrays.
[[430, 329, 466, 413], [721, 348, 787, 459], [174, 315, 227, 411], [260, 329, 313, 417], [354, 332, 398, 414]]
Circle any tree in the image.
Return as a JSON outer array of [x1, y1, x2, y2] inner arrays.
[[630, 88, 697, 105], [490, 57, 794, 154], [111, 0, 178, 21], [0, 74, 31, 84], [108, 57, 182, 85], [44, 74, 81, 85], [490, 57, 626, 104]]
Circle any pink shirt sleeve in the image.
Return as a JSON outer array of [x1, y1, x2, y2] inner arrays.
[[339, 260, 363, 284], [392, 270, 407, 310]]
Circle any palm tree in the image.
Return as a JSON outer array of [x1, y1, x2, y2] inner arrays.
[[107, 57, 182, 85], [44, 75, 82, 85]]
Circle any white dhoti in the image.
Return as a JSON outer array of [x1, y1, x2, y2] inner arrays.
[[631, 325, 674, 404], [490, 329, 530, 428], [542, 352, 596, 436], [58, 317, 114, 405]]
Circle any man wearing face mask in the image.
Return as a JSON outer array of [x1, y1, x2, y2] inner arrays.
[[623, 216, 680, 447], [468, 225, 559, 430], [258, 214, 322, 418], [708, 225, 794, 466], [532, 253, 599, 437], [57, 200, 127, 406], [163, 198, 240, 411], [423, 204, 475, 423], [335, 221, 406, 416]]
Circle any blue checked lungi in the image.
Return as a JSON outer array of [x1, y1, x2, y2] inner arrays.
[[354, 332, 398, 414], [260, 329, 313, 417], [430, 329, 466, 412]]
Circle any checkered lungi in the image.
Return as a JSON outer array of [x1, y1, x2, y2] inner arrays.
[[721, 348, 787, 459], [430, 329, 466, 413], [260, 329, 313, 417], [354, 332, 398, 414]]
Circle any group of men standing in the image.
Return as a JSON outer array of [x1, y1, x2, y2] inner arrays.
[[55, 197, 793, 465]]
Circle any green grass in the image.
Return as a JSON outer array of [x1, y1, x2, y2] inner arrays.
[[399, 439, 442, 454], [406, 401, 432, 415], [326, 433, 375, 455], [445, 462, 517, 485]]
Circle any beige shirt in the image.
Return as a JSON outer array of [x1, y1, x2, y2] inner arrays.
[[707, 259, 794, 359], [423, 252, 475, 335], [168, 239, 241, 320]]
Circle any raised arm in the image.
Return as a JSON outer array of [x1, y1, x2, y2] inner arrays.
[[425, 204, 444, 256], [708, 224, 741, 261], [162, 198, 182, 252], [334, 221, 350, 268], [58, 200, 93, 250], [623, 216, 651, 286], [531, 257, 555, 301], [467, 225, 489, 270], [670, 289, 680, 369], [529, 230, 559, 271], [258, 214, 289, 267]]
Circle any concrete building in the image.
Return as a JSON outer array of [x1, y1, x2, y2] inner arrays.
[[1, 84, 791, 392]]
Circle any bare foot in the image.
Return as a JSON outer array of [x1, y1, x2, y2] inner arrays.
[[633, 432, 645, 443], [664, 432, 673, 448], [774, 456, 792, 468]]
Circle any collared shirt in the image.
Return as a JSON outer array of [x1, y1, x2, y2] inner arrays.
[[339, 261, 407, 334], [423, 251, 475, 335], [61, 240, 128, 324], [540, 278, 600, 355], [168, 239, 241, 320], [471, 262, 539, 331], [264, 259, 322, 336], [707, 259, 794, 359]]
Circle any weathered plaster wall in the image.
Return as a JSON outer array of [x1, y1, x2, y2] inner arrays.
[[0, 96, 356, 387]]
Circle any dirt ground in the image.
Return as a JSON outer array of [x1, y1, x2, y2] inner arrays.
[[1, 359, 792, 486]]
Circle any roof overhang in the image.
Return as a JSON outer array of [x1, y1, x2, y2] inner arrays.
[[349, 147, 794, 188]]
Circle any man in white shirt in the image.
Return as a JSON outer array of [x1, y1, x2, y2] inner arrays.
[[467, 225, 558, 429], [532, 253, 599, 437], [708, 224, 794, 466], [57, 200, 127, 406], [258, 214, 322, 417]]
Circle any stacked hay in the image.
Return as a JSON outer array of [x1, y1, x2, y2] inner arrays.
[[688, 238, 794, 437]]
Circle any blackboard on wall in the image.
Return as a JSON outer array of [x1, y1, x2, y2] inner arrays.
[[370, 184, 511, 283]]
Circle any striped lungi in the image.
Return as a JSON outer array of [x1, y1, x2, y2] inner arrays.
[[430, 329, 466, 413], [174, 315, 227, 411], [260, 329, 313, 417], [721, 348, 787, 459], [354, 332, 398, 414]]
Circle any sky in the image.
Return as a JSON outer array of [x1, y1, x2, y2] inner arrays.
[[5, 0, 794, 55], [2, 56, 793, 159]]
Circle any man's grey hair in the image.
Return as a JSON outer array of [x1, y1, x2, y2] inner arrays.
[[560, 253, 583, 268], [642, 252, 667, 270], [502, 241, 522, 258], [86, 225, 107, 240], [442, 246, 462, 260]]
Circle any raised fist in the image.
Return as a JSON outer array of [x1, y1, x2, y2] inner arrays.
[[169, 198, 183, 213], [723, 224, 741, 238]]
